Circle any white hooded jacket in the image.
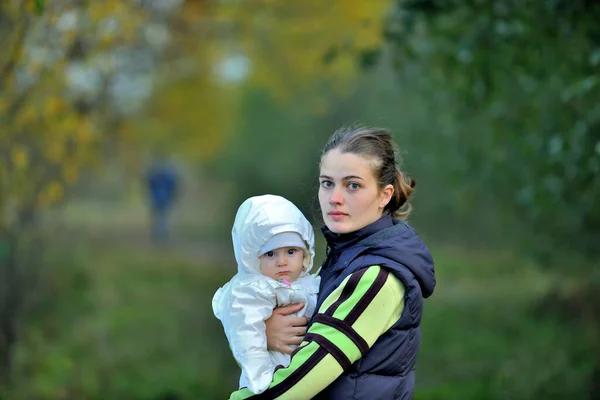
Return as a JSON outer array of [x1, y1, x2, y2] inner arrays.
[[212, 195, 320, 394]]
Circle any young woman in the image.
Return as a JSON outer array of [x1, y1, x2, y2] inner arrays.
[[230, 126, 436, 399]]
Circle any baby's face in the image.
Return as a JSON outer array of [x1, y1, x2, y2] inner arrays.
[[259, 247, 305, 282]]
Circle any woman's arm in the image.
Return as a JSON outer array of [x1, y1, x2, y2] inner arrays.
[[230, 266, 406, 400]]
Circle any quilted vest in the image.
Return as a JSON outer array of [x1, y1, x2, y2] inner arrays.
[[311, 215, 436, 400]]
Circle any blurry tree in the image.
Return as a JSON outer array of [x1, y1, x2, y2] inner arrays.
[[196, 0, 395, 216], [0, 0, 186, 384], [385, 0, 600, 264], [133, 0, 394, 159], [384, 1, 600, 397], [0, 0, 403, 395], [127, 30, 237, 162], [224, 0, 392, 103]]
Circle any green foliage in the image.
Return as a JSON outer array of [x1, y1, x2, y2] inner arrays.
[[206, 88, 327, 219], [386, 0, 600, 262], [34, 0, 44, 14], [417, 247, 595, 399], [382, 3, 600, 396], [7, 240, 238, 400]]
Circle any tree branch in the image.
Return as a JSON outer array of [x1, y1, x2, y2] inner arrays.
[[0, 2, 30, 87]]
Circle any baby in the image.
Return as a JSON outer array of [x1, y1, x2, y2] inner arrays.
[[212, 194, 320, 394]]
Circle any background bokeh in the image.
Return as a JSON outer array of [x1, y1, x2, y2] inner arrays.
[[1, 0, 599, 399]]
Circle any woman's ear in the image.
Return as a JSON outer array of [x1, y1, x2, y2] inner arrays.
[[379, 184, 394, 209]]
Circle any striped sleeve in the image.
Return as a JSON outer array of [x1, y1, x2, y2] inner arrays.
[[229, 265, 406, 400]]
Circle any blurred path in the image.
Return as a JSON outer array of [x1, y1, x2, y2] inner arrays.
[[61, 222, 236, 267], [46, 166, 237, 268]]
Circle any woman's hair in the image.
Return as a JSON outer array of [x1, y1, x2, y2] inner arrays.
[[321, 126, 416, 219]]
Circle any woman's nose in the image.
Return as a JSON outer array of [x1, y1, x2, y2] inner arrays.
[[329, 187, 344, 205]]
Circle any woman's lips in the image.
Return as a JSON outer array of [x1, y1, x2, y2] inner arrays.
[[328, 211, 348, 220]]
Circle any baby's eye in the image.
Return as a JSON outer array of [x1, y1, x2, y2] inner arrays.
[[265, 251, 275, 257], [287, 248, 297, 255]]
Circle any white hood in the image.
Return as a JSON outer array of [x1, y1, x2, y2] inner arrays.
[[231, 194, 315, 276]]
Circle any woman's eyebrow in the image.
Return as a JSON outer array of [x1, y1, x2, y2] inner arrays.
[[343, 175, 364, 181], [319, 174, 364, 181]]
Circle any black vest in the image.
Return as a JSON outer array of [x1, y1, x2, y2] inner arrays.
[[312, 215, 436, 399]]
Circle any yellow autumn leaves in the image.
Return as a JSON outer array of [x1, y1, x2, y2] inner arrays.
[[1, 0, 393, 229], [227, 0, 391, 100], [132, 0, 392, 160], [0, 0, 146, 226]]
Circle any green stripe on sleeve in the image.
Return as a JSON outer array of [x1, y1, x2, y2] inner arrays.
[[270, 342, 320, 387], [309, 322, 362, 363], [317, 274, 350, 313], [331, 266, 382, 320]]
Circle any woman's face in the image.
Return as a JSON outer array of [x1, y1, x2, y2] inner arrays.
[[318, 149, 393, 234]]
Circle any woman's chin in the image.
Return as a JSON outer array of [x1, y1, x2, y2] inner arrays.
[[326, 220, 353, 234]]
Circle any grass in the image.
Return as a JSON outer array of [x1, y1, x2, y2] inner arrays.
[[8, 238, 239, 400], [4, 224, 595, 399], [416, 246, 594, 400]]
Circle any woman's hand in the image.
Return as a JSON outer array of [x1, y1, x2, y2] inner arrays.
[[265, 303, 309, 354]]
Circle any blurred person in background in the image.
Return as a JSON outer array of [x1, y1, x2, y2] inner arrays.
[[229, 126, 436, 399], [145, 154, 179, 242]]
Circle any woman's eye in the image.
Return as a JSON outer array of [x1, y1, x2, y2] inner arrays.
[[321, 180, 333, 188], [348, 182, 360, 190]]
